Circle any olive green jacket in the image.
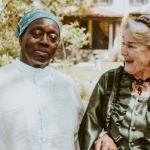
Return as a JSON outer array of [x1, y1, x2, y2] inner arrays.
[[78, 66, 150, 150]]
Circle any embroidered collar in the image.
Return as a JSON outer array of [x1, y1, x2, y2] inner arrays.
[[133, 78, 150, 95]]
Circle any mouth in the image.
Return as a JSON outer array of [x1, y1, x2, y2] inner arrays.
[[125, 60, 134, 64], [34, 50, 49, 61], [124, 57, 134, 64]]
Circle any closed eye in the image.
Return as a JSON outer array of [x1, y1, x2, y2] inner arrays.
[[127, 44, 136, 48], [48, 34, 59, 43], [31, 29, 42, 38]]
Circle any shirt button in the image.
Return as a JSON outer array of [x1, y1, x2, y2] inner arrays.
[[131, 126, 136, 131], [135, 112, 138, 115], [138, 99, 142, 102], [116, 122, 120, 126], [130, 142, 135, 147]]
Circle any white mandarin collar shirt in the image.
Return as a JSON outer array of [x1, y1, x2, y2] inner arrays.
[[0, 59, 83, 150]]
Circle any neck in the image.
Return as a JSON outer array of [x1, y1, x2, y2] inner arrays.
[[134, 68, 150, 80], [20, 58, 48, 69]]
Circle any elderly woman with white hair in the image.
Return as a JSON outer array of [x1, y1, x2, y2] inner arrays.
[[79, 14, 150, 150]]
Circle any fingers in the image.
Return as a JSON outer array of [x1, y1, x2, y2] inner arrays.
[[95, 139, 102, 150], [101, 141, 117, 150], [95, 134, 117, 150], [95, 140, 117, 150], [101, 141, 110, 150]]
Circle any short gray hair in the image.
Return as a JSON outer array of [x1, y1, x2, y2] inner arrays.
[[124, 15, 150, 47]]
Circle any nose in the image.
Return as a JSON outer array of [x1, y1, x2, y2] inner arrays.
[[121, 44, 128, 56], [39, 34, 49, 47]]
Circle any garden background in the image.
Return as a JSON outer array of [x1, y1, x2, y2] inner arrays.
[[0, 0, 149, 103]]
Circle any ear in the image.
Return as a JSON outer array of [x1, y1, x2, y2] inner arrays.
[[19, 37, 22, 45]]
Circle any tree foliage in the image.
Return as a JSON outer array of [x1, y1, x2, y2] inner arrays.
[[61, 22, 89, 63], [0, 0, 89, 66], [0, 0, 33, 66]]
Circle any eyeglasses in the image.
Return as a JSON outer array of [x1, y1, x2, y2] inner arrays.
[[135, 15, 150, 28]]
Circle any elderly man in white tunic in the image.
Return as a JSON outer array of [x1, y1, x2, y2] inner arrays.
[[0, 9, 83, 150]]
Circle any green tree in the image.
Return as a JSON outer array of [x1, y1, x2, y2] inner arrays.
[[0, 0, 33, 66]]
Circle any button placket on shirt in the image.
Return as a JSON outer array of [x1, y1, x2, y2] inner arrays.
[[128, 96, 139, 145], [129, 94, 148, 149], [33, 73, 48, 146], [34, 71, 54, 147]]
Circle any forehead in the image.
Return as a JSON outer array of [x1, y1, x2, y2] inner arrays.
[[122, 28, 136, 43], [26, 18, 60, 33], [122, 28, 150, 51]]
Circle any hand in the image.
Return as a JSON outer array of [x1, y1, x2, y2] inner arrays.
[[95, 134, 117, 150]]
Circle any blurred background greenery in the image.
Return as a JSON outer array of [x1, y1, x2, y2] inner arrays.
[[0, 0, 90, 66], [0, 0, 149, 102]]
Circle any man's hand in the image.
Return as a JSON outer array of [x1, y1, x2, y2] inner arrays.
[[95, 134, 117, 150]]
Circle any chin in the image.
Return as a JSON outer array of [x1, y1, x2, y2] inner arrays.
[[32, 59, 49, 68], [124, 66, 135, 75]]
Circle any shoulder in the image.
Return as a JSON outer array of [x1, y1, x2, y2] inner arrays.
[[97, 65, 124, 90], [101, 65, 124, 79], [0, 61, 18, 86], [0, 62, 15, 78], [50, 67, 84, 110]]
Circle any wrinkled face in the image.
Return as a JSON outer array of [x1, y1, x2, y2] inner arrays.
[[19, 18, 60, 68], [121, 28, 150, 76]]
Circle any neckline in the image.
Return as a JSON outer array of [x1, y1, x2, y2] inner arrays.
[[13, 59, 51, 78], [134, 78, 150, 85]]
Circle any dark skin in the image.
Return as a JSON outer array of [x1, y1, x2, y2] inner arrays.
[[19, 18, 60, 68]]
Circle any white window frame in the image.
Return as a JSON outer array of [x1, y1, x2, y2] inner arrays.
[[130, 0, 148, 6], [96, 0, 113, 5]]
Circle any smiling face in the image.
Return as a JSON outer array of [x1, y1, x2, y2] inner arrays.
[[121, 28, 150, 77], [19, 18, 60, 68]]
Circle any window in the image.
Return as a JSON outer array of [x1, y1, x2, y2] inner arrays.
[[95, 0, 113, 5], [130, 0, 148, 6], [92, 21, 109, 49]]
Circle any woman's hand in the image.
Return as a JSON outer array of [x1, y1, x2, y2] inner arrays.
[[95, 134, 117, 150]]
